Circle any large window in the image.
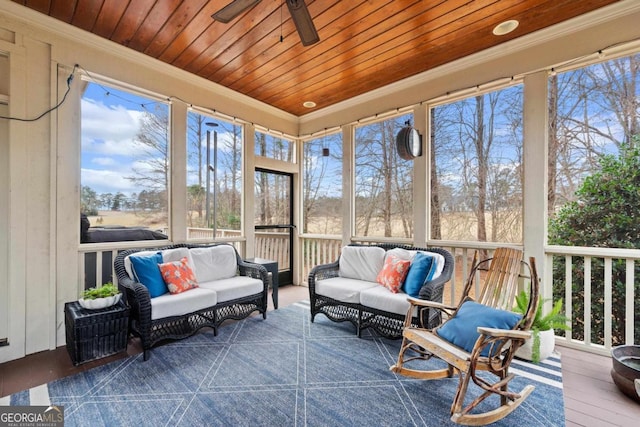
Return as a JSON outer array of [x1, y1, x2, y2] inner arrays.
[[431, 85, 524, 243], [547, 53, 640, 347], [355, 113, 414, 238], [80, 81, 170, 242], [548, 53, 640, 247], [302, 133, 343, 234], [186, 112, 242, 239]]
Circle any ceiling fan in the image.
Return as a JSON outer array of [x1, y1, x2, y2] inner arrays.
[[212, 0, 320, 46]]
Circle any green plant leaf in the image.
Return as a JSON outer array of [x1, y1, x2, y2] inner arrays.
[[81, 283, 119, 300]]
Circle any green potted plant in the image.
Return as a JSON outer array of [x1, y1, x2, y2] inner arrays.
[[79, 283, 122, 309], [513, 290, 570, 363]]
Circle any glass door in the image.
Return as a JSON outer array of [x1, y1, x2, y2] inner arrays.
[[254, 168, 294, 286]]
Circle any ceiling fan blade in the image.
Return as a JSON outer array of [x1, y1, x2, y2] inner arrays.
[[286, 0, 320, 46], [212, 0, 261, 24]]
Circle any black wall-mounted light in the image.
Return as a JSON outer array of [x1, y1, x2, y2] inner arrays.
[[322, 130, 329, 156], [396, 120, 422, 160]]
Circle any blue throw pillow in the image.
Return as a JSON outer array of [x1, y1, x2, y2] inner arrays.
[[402, 252, 437, 297], [129, 252, 167, 298], [436, 301, 522, 357]]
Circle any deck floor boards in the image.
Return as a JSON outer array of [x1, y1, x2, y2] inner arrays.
[[559, 345, 640, 426]]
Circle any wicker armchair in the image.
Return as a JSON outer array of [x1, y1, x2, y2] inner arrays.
[[308, 243, 454, 338], [114, 243, 268, 360], [391, 247, 540, 425]]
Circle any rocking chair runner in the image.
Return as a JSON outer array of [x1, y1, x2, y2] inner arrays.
[[390, 247, 540, 426]]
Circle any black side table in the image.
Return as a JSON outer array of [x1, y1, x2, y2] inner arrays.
[[246, 257, 279, 309], [64, 299, 129, 365]]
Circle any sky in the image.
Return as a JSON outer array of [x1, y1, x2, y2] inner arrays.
[[80, 80, 343, 200], [81, 82, 158, 196]]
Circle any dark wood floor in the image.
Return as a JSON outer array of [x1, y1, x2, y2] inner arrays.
[[1, 285, 639, 426]]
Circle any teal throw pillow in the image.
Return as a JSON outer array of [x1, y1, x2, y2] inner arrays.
[[402, 252, 437, 297], [129, 252, 167, 298], [436, 301, 522, 357]]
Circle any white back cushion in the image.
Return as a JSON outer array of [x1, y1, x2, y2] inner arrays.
[[190, 245, 238, 282], [384, 247, 416, 262], [161, 247, 197, 276], [338, 246, 386, 282], [124, 250, 158, 279], [421, 251, 445, 279]]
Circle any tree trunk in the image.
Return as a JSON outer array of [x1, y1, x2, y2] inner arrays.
[[430, 108, 442, 239]]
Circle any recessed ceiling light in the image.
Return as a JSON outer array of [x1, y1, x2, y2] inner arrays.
[[493, 20, 519, 36], [303, 101, 316, 108]]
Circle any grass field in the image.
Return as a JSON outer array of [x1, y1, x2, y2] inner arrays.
[[88, 210, 167, 230]]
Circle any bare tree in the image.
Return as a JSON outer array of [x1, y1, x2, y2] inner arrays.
[[355, 114, 413, 238], [430, 108, 442, 239], [126, 105, 169, 220], [302, 138, 330, 233], [431, 85, 523, 244], [550, 54, 640, 216], [187, 114, 206, 222]]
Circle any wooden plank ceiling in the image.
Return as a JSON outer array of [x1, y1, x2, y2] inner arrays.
[[13, 0, 619, 116]]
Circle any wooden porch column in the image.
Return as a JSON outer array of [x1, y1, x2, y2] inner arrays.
[[341, 124, 354, 247], [243, 123, 256, 258], [413, 103, 428, 247], [523, 71, 549, 300]]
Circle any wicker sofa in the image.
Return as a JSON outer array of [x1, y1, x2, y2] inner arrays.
[[114, 243, 268, 360], [308, 243, 454, 338]]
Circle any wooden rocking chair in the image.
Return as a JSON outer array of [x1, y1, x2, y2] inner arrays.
[[390, 247, 539, 426]]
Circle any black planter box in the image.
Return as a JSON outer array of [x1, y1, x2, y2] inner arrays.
[[65, 300, 129, 365]]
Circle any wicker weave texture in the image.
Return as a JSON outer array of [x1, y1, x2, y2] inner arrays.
[[113, 243, 269, 360], [308, 244, 454, 339], [65, 300, 129, 365]]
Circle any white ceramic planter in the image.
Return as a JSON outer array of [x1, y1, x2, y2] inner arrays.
[[78, 293, 122, 310], [515, 329, 556, 362]]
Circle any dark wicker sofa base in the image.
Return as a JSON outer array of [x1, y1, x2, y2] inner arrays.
[[114, 244, 268, 360], [308, 244, 454, 339], [310, 294, 412, 338]]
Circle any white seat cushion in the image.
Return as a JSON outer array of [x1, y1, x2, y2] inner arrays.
[[198, 276, 263, 303], [338, 246, 386, 282], [190, 245, 238, 282], [150, 287, 217, 320], [315, 277, 378, 304], [359, 285, 414, 316]]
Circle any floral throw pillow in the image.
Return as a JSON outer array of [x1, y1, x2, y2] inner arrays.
[[376, 254, 411, 293], [158, 257, 198, 295]]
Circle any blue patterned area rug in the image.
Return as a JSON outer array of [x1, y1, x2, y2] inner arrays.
[[1, 302, 564, 426]]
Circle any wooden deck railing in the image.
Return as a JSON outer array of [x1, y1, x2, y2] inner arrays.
[[78, 234, 637, 356]]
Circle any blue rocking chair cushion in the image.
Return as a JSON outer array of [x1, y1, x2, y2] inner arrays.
[[436, 301, 522, 357]]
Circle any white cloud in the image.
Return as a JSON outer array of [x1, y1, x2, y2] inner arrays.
[[81, 168, 137, 195], [81, 98, 147, 157], [92, 157, 116, 166]]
